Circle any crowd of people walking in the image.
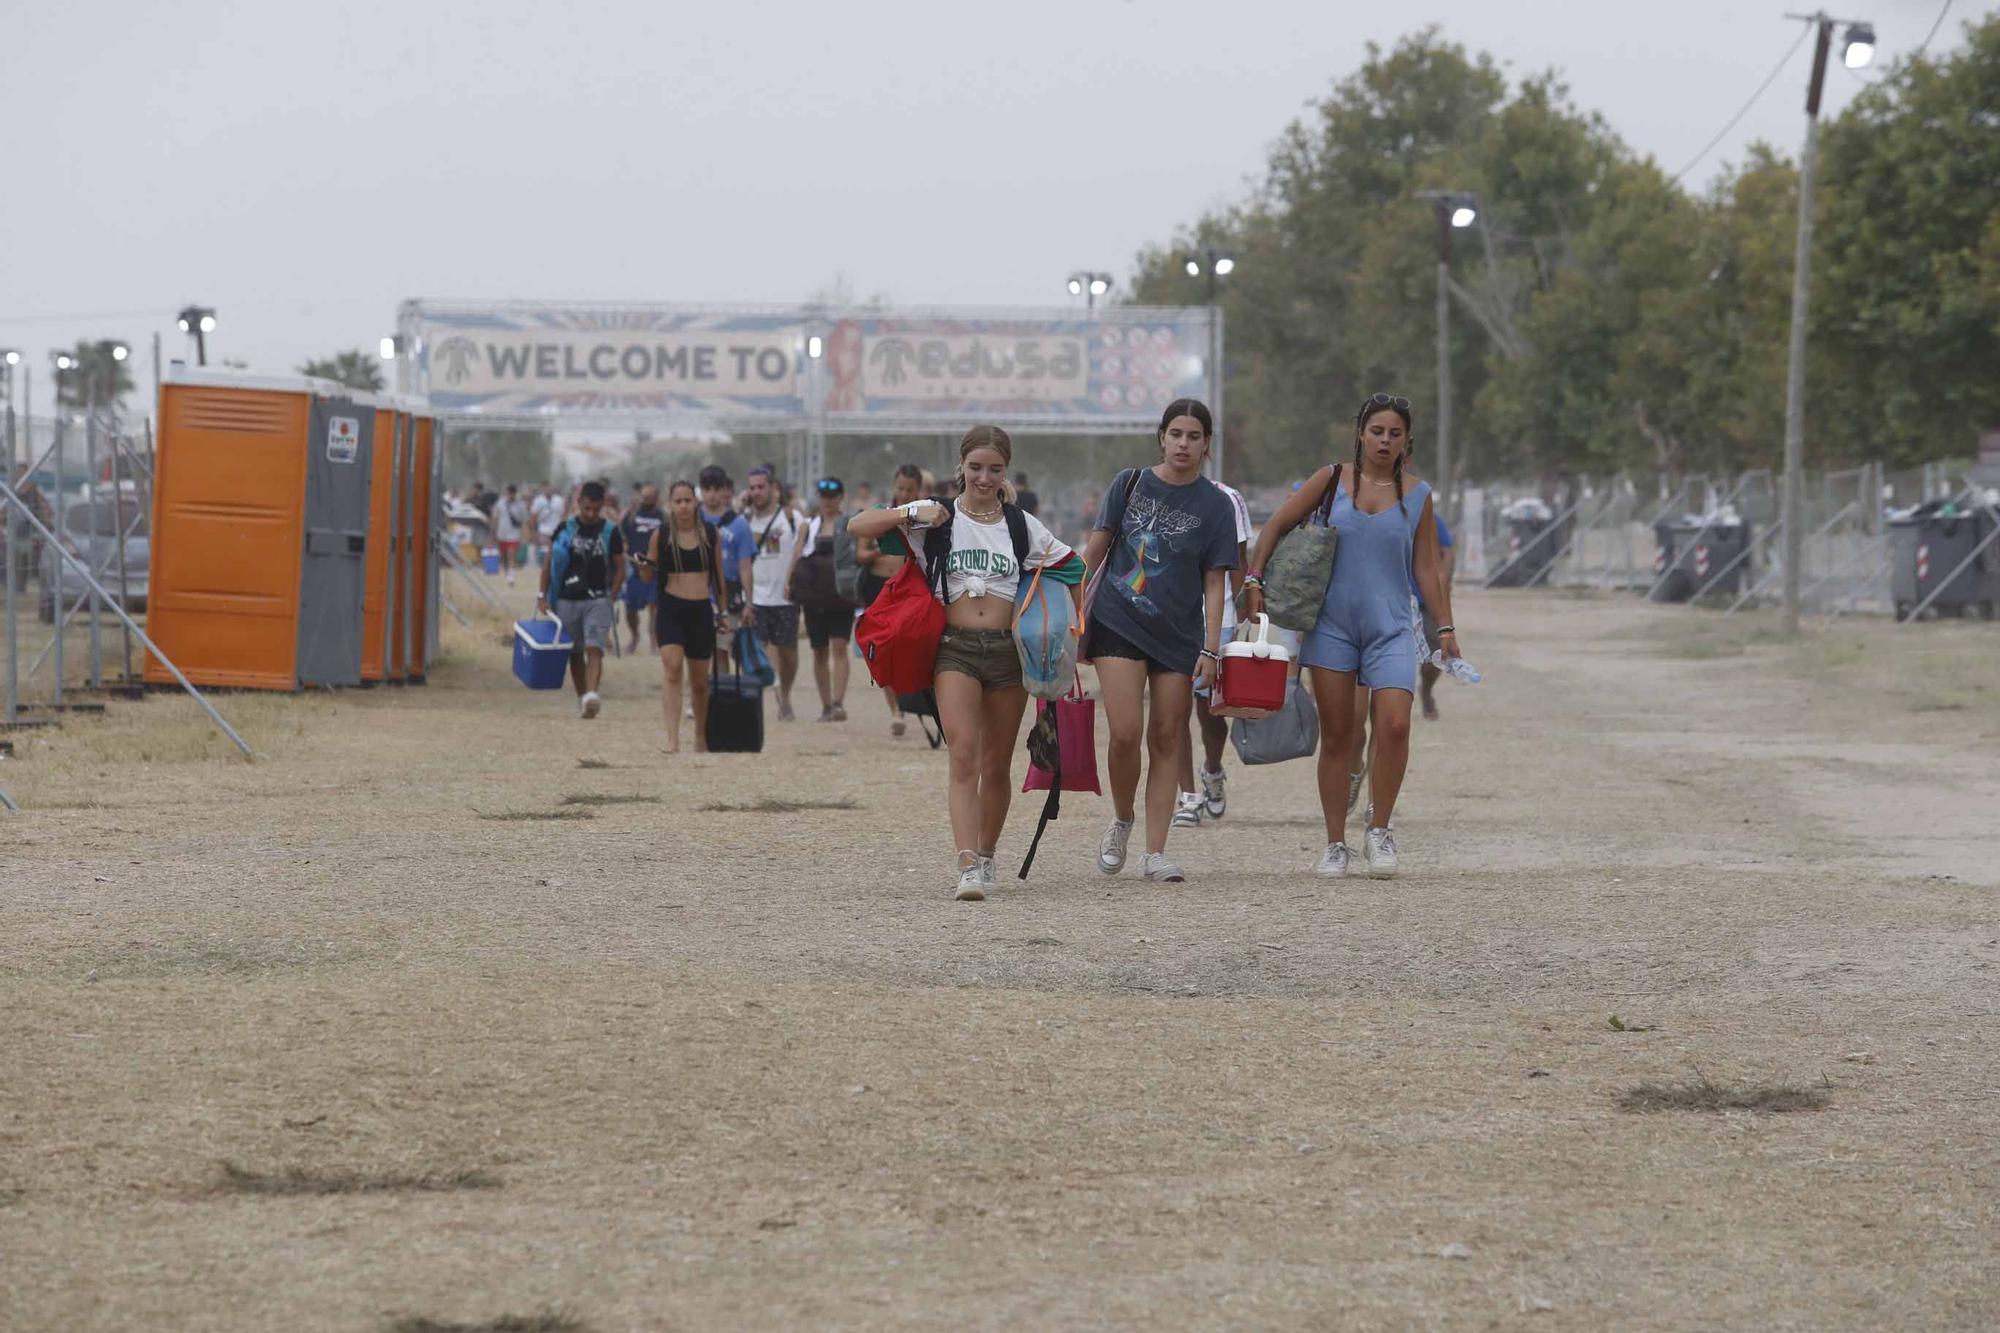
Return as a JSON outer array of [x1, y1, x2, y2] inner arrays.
[[467, 392, 1466, 898]]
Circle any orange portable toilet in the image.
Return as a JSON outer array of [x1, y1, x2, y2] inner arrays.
[[359, 395, 407, 684], [147, 368, 375, 691], [407, 410, 437, 681]]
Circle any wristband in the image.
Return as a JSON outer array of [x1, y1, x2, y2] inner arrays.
[[1435, 625, 1455, 635]]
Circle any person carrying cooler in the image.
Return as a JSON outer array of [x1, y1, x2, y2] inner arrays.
[[1241, 394, 1463, 879], [848, 426, 1083, 902], [537, 479, 625, 720], [1080, 398, 1239, 884], [1175, 474, 1252, 828]]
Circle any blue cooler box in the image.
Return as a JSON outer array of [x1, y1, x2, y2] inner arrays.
[[513, 615, 574, 689], [482, 547, 503, 575]]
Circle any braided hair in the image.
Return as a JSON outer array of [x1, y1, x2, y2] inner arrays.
[[1354, 397, 1414, 515]]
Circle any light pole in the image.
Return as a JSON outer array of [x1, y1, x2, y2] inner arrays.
[[1181, 248, 1235, 479], [2, 350, 17, 724], [1779, 12, 1874, 633], [1066, 271, 1113, 314], [1414, 191, 1479, 523], [177, 306, 217, 367]]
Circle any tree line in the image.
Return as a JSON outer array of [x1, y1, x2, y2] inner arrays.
[[1125, 19, 2000, 486]]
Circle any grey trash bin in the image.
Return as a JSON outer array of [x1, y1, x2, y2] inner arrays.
[[1890, 503, 2000, 620], [1652, 516, 1752, 602]]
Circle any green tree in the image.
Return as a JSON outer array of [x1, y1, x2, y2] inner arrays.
[[55, 340, 136, 407], [1812, 17, 2000, 465], [299, 350, 386, 393]]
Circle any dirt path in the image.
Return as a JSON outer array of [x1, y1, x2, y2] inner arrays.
[[2, 586, 1996, 1331]]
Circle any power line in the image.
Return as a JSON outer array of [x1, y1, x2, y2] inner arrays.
[[1671, 24, 1814, 184], [1917, 0, 1955, 55]]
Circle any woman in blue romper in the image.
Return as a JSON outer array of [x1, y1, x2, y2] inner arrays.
[[1242, 395, 1461, 880]]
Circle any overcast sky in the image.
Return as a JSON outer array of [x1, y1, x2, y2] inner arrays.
[[2, 0, 1986, 411]]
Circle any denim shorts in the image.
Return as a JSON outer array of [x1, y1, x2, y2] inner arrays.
[[935, 626, 1021, 690]]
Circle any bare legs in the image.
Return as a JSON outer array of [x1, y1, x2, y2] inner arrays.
[[1311, 668, 1414, 843], [568, 647, 604, 699], [1311, 668, 1359, 847], [934, 671, 1030, 862], [811, 637, 851, 715], [659, 646, 715, 753], [1097, 658, 1194, 855], [1177, 691, 1229, 791], [773, 643, 799, 715]]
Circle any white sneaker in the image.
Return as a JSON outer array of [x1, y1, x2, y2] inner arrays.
[[1172, 791, 1204, 830], [581, 691, 602, 719], [1199, 766, 1227, 819], [978, 855, 997, 890], [1097, 817, 1135, 875], [1140, 852, 1186, 883], [1316, 842, 1353, 877], [1347, 771, 1364, 815], [954, 855, 986, 902], [1364, 826, 1399, 879]]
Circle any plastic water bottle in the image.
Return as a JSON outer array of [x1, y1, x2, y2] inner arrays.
[[1424, 648, 1482, 684]]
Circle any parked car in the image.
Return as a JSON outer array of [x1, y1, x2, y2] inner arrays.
[[38, 497, 149, 622]]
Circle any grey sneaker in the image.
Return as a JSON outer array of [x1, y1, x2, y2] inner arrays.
[[1172, 791, 1204, 830], [1097, 817, 1135, 875], [1364, 826, 1399, 879], [1316, 842, 1353, 877], [1140, 852, 1186, 883], [954, 858, 986, 902], [1199, 766, 1227, 818], [1346, 771, 1364, 815]]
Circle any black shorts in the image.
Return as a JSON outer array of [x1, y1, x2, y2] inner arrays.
[[655, 593, 716, 659], [804, 604, 853, 650], [1082, 620, 1180, 676]]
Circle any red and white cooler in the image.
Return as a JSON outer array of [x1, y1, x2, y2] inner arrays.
[[1214, 613, 1292, 719]]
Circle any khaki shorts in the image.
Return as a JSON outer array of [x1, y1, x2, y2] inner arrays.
[[935, 626, 1021, 690]]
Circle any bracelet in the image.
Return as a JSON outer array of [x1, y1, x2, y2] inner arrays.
[[1435, 625, 1455, 635], [1199, 649, 1221, 662], [1242, 574, 1264, 589]]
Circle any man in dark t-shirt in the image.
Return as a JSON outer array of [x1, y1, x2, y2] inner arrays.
[[537, 480, 626, 719], [619, 483, 665, 653], [1014, 472, 1040, 517]]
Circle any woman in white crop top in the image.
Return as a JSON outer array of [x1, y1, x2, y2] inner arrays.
[[849, 426, 1084, 903]]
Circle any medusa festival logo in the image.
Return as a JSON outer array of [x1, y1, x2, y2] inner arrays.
[[865, 334, 1084, 397], [434, 336, 480, 385]]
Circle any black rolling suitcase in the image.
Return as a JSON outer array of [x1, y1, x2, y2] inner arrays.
[[707, 674, 765, 753]]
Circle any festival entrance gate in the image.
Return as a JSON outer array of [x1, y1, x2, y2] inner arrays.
[[391, 300, 1225, 481]]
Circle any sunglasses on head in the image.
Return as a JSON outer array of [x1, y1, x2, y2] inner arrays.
[[1363, 393, 1411, 412], [816, 480, 843, 494]]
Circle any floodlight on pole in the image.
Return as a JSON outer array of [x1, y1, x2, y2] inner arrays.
[[380, 336, 399, 360], [109, 343, 129, 363], [2, 350, 19, 366], [1842, 21, 1875, 67], [807, 335, 824, 359], [1066, 270, 1114, 312], [1413, 190, 1481, 522], [177, 305, 217, 365], [1778, 9, 1873, 634], [1179, 247, 1236, 478], [53, 353, 75, 371]]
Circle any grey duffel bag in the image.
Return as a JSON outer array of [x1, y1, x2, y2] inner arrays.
[[1229, 676, 1319, 765], [1261, 464, 1340, 632]]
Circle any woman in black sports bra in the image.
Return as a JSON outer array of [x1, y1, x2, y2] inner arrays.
[[646, 480, 727, 752]]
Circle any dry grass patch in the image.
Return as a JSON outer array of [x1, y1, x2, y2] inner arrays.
[[1617, 1075, 1829, 1114], [699, 797, 858, 814], [385, 1313, 588, 1333], [558, 792, 661, 807], [477, 808, 594, 822], [212, 1161, 500, 1197]]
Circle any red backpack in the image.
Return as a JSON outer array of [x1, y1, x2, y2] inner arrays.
[[855, 558, 946, 694]]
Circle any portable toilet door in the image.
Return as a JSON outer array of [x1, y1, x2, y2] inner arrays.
[[407, 412, 437, 681], [360, 397, 404, 683], [147, 369, 372, 692], [295, 395, 374, 686], [395, 410, 417, 680], [423, 416, 444, 669]]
